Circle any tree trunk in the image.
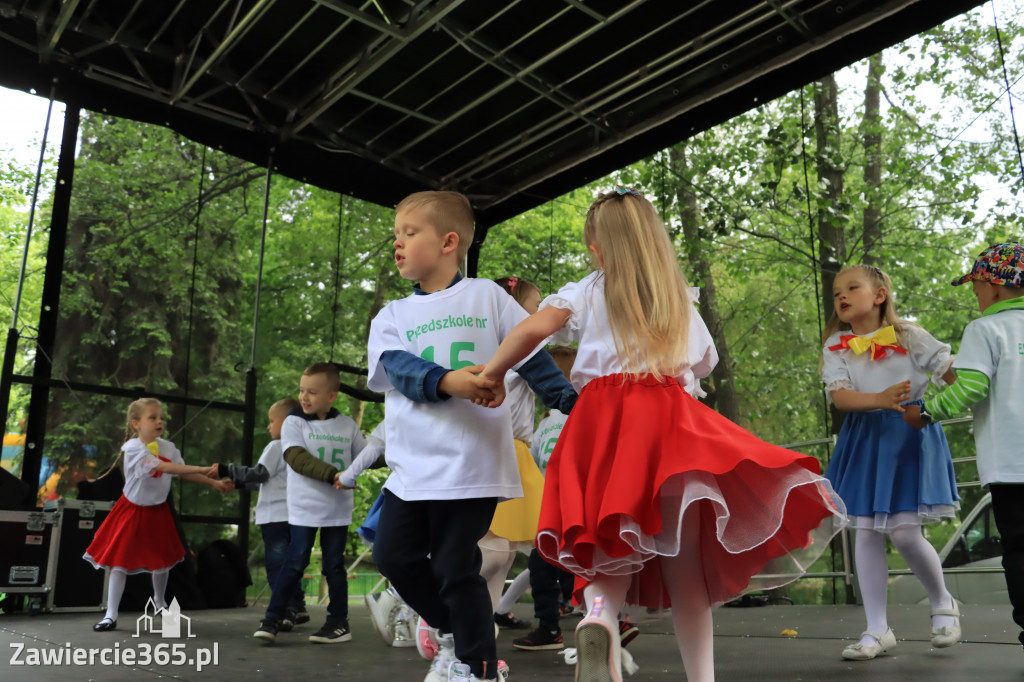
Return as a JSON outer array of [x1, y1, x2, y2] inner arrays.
[[862, 53, 884, 264], [670, 143, 742, 424], [813, 75, 849, 435]]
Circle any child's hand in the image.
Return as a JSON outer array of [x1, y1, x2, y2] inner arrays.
[[333, 472, 353, 490], [214, 479, 234, 493], [903, 404, 928, 430], [439, 365, 496, 403], [205, 463, 221, 479], [471, 370, 507, 408], [878, 380, 911, 412]]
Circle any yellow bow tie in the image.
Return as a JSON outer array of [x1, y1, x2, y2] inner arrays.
[[146, 441, 160, 456], [829, 325, 908, 360]]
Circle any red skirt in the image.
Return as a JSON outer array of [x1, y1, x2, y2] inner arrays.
[[537, 374, 846, 609], [84, 496, 185, 574]]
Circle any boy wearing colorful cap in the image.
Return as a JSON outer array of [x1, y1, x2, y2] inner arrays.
[[904, 241, 1024, 649]]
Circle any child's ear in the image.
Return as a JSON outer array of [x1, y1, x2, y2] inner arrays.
[[328, 391, 339, 403], [873, 286, 887, 306], [441, 231, 459, 255]]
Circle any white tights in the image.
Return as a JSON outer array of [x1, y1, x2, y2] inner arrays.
[[102, 568, 170, 623], [854, 526, 954, 646], [479, 539, 518, 611], [581, 505, 714, 682]]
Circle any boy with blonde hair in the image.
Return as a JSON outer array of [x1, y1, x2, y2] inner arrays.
[[253, 363, 366, 644], [906, 242, 1024, 649], [367, 190, 575, 682]]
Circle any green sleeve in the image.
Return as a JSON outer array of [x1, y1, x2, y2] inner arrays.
[[283, 446, 339, 483], [925, 368, 990, 421]]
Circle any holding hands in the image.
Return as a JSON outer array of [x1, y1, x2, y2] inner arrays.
[[902, 404, 928, 430], [440, 365, 500, 404]]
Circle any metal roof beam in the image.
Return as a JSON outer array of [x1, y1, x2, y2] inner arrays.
[[289, 0, 467, 135], [172, 0, 276, 104], [39, 0, 81, 61], [311, 0, 403, 38]]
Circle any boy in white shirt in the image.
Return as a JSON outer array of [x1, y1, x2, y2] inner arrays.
[[906, 242, 1024, 649], [253, 363, 366, 644], [367, 190, 576, 682]]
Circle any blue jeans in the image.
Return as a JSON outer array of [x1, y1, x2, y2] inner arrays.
[[260, 522, 305, 613], [265, 524, 349, 623]]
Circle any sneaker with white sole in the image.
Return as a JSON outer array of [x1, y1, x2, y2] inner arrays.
[[417, 616, 440, 661], [574, 596, 623, 682], [365, 588, 401, 646], [253, 618, 279, 643], [308, 620, 352, 644], [447, 659, 510, 682], [423, 632, 457, 682]]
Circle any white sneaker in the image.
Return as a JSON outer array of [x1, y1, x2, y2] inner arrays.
[[448, 659, 509, 681], [392, 603, 418, 647], [365, 587, 402, 646], [424, 632, 457, 682]]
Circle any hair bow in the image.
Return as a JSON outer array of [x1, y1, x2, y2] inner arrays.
[[612, 186, 643, 196], [507, 276, 518, 292], [146, 440, 171, 478], [828, 325, 907, 360]]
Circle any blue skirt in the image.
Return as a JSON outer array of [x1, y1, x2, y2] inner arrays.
[[824, 401, 959, 531]]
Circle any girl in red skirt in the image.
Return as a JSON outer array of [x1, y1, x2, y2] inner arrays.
[[472, 189, 847, 682], [85, 398, 229, 632]]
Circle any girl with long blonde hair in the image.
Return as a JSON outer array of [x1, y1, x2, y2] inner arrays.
[[473, 188, 847, 682]]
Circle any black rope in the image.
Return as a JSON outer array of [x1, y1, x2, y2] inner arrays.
[[329, 193, 345, 361], [180, 145, 206, 458], [991, 0, 1024, 186]]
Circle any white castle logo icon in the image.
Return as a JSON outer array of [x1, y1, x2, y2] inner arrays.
[[133, 597, 196, 638]]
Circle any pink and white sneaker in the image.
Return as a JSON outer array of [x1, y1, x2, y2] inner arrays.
[[574, 596, 622, 682], [416, 616, 440, 661]]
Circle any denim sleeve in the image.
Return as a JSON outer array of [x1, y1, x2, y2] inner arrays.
[[380, 349, 450, 403], [517, 349, 578, 414]]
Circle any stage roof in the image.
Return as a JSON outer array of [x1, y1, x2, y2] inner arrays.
[[0, 0, 985, 233]]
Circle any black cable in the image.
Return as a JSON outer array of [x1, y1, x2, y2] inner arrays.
[[991, 0, 1024, 186], [329, 193, 345, 361]]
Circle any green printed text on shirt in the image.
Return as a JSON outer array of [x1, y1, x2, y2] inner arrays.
[[405, 314, 488, 341]]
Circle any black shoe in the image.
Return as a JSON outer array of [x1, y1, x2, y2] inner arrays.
[[253, 619, 280, 643], [92, 618, 117, 632], [280, 611, 296, 632], [494, 611, 530, 629], [512, 626, 564, 651], [293, 609, 310, 625], [309, 620, 352, 644], [619, 620, 640, 648]]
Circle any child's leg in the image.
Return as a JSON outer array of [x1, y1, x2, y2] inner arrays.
[[854, 528, 890, 645], [319, 525, 350, 624], [479, 537, 517, 610], [428, 497, 498, 680], [497, 566, 530, 616], [990, 484, 1024, 646], [151, 570, 169, 611], [890, 524, 955, 629], [102, 568, 127, 622], [373, 491, 447, 632], [265, 525, 316, 622], [660, 503, 714, 682]]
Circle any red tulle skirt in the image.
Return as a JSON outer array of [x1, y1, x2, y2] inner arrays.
[[537, 374, 847, 609], [84, 496, 185, 574]]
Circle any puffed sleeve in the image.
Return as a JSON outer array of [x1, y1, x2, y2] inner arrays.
[[539, 272, 597, 345], [123, 438, 160, 476], [903, 324, 954, 385], [822, 333, 854, 396], [687, 288, 718, 381]]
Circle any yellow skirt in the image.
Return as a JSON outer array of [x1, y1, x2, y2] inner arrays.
[[488, 439, 545, 544]]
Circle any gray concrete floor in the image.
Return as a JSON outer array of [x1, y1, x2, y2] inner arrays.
[[1, 601, 1021, 681]]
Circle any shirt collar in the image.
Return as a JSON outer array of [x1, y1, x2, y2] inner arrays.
[[981, 295, 1024, 317], [413, 271, 463, 295]]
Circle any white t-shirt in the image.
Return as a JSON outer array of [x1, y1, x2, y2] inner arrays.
[[541, 271, 717, 396], [505, 372, 535, 444], [254, 439, 288, 525], [953, 307, 1024, 486], [822, 324, 952, 406], [281, 410, 366, 527], [338, 422, 386, 489], [367, 278, 538, 501], [122, 437, 183, 506], [530, 409, 568, 477]]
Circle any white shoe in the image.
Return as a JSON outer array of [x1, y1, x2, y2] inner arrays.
[[574, 597, 622, 682], [931, 602, 962, 648], [841, 628, 897, 660], [424, 632, 457, 682], [447, 660, 507, 681], [392, 603, 418, 647]]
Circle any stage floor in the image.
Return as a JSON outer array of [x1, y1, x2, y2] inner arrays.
[[2, 601, 1020, 680]]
